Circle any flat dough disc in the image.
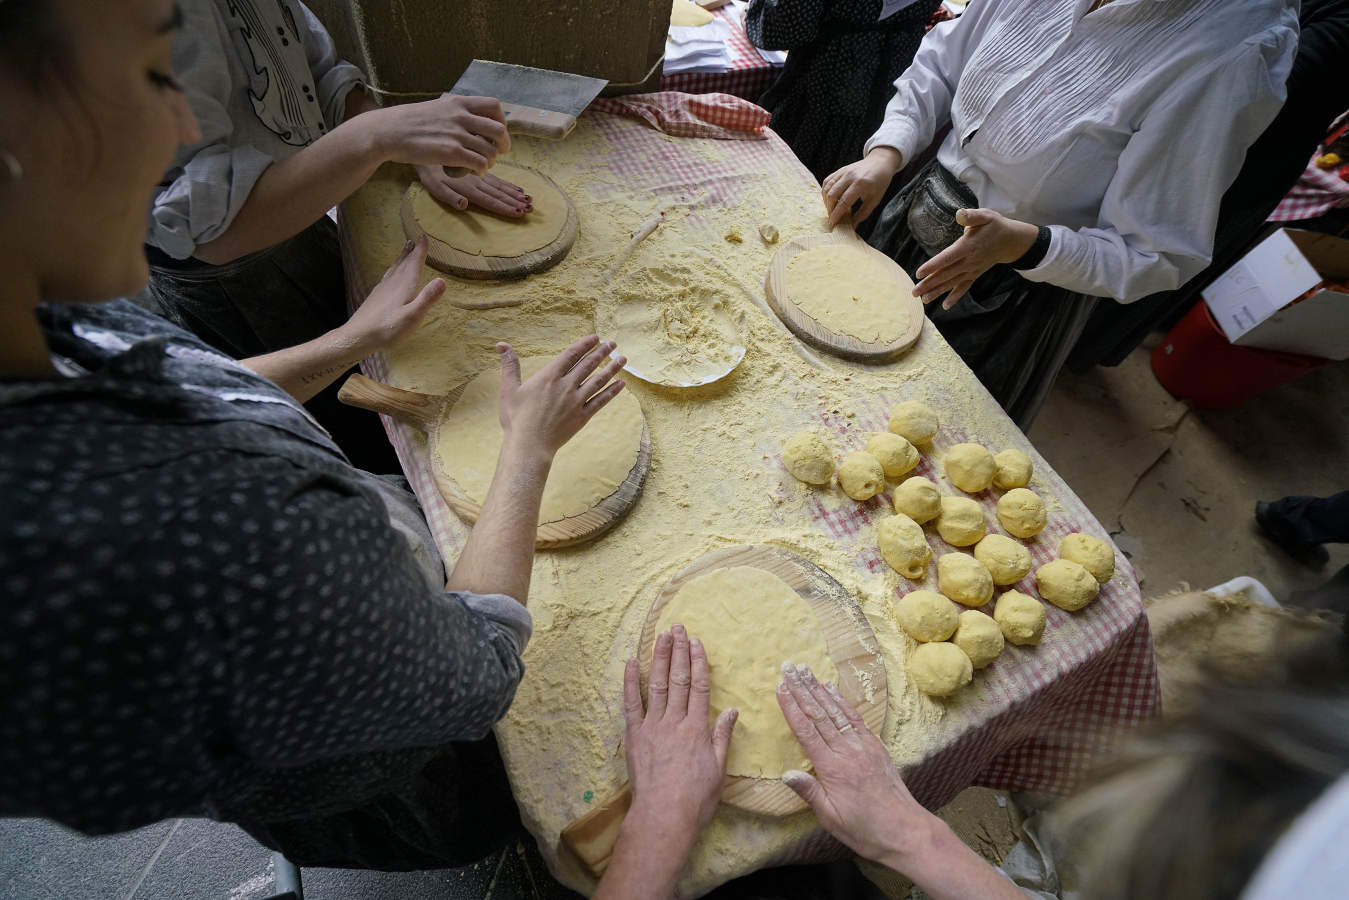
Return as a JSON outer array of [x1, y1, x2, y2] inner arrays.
[[654, 565, 839, 778], [408, 164, 567, 258], [671, 0, 715, 26], [785, 243, 915, 344], [436, 358, 644, 525]]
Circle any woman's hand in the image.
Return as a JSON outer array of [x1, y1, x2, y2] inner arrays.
[[913, 208, 1039, 309], [776, 663, 933, 865], [339, 236, 445, 355], [822, 147, 904, 230], [414, 167, 533, 218], [372, 94, 510, 174], [495, 336, 626, 462]]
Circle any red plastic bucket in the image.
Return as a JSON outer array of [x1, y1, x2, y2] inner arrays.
[[1151, 302, 1327, 408]]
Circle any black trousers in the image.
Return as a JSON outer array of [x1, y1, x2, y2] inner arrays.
[[1266, 493, 1349, 546]]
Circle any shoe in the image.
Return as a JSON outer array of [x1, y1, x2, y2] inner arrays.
[[1255, 501, 1330, 567]]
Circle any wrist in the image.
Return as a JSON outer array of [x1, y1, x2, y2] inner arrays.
[[619, 799, 700, 860], [875, 809, 947, 876], [866, 146, 904, 174], [358, 106, 399, 163], [498, 432, 555, 472]]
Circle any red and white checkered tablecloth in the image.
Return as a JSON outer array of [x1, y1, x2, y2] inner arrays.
[[338, 91, 1159, 895], [660, 6, 779, 102], [1269, 150, 1349, 223]]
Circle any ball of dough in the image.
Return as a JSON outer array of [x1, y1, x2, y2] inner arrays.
[[944, 443, 997, 493], [908, 641, 972, 697], [865, 432, 920, 478], [993, 449, 1033, 490], [888, 400, 939, 444], [838, 451, 885, 501], [1036, 559, 1099, 611], [952, 610, 1004, 669], [878, 514, 932, 580], [973, 533, 1032, 586], [994, 590, 1046, 646], [893, 476, 941, 524], [937, 553, 994, 607], [782, 431, 835, 485], [1060, 533, 1115, 584], [892, 589, 958, 642], [997, 488, 1047, 539], [935, 496, 986, 547]]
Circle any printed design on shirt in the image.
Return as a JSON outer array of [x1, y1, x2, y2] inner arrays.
[[224, 0, 327, 147]]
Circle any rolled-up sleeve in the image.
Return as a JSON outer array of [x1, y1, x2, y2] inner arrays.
[[295, 1, 366, 127], [1020, 25, 1297, 302]]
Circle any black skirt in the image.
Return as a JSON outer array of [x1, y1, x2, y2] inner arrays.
[[867, 160, 1098, 429]]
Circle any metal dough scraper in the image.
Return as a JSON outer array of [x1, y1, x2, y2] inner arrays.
[[450, 60, 607, 141]]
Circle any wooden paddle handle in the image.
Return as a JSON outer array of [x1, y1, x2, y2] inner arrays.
[[559, 782, 633, 877], [500, 102, 576, 140], [337, 373, 439, 430]]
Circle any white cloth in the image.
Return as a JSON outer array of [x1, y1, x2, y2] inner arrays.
[[864, 0, 1298, 303], [880, 0, 923, 20], [1241, 775, 1349, 900], [665, 18, 737, 73]]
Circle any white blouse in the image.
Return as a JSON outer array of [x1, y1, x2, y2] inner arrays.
[[864, 0, 1298, 302]]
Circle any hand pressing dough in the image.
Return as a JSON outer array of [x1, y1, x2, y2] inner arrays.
[[993, 449, 1033, 489], [892, 589, 958, 642], [888, 400, 938, 444], [407, 164, 567, 257], [1036, 559, 1099, 611], [938, 553, 994, 607], [997, 488, 1047, 539], [877, 514, 931, 580], [973, 533, 1032, 586], [671, 0, 715, 26], [1060, 533, 1115, 583], [936, 495, 986, 547], [866, 432, 919, 478], [994, 590, 1046, 645], [782, 431, 835, 485], [908, 641, 972, 697], [944, 443, 996, 493], [784, 243, 914, 343], [437, 357, 643, 525], [839, 451, 885, 501], [654, 565, 839, 778], [952, 610, 1004, 669], [893, 476, 941, 523]]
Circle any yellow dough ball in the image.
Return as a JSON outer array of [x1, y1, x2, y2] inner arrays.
[[865, 432, 920, 478], [973, 533, 1032, 586], [781, 431, 835, 485], [935, 496, 987, 547], [944, 443, 997, 493], [838, 451, 885, 501], [893, 476, 941, 524], [993, 449, 1033, 490], [952, 610, 1004, 669], [1036, 559, 1099, 611], [892, 589, 958, 642], [994, 590, 1046, 645], [997, 488, 1047, 539], [1059, 533, 1115, 583], [937, 553, 994, 607], [907, 641, 972, 697], [877, 514, 932, 580], [888, 400, 939, 444]]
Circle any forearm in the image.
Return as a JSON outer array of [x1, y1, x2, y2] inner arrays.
[[444, 440, 552, 605], [879, 813, 1024, 900], [241, 327, 367, 402], [594, 805, 695, 900]]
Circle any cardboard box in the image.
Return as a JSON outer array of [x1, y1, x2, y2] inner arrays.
[[1202, 228, 1349, 360]]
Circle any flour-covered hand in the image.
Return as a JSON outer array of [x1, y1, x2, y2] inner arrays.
[[822, 147, 903, 230], [339, 236, 445, 355], [495, 336, 625, 460], [374, 94, 509, 174], [913, 208, 1039, 310], [414, 167, 532, 217]]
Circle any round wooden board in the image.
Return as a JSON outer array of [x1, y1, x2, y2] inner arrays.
[[638, 545, 888, 817], [763, 231, 924, 363], [400, 168, 579, 281], [337, 373, 650, 550]]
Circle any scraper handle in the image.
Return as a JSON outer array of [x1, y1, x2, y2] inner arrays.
[[559, 781, 633, 877], [499, 102, 577, 140]]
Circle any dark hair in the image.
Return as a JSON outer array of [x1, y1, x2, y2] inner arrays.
[[0, 0, 69, 91]]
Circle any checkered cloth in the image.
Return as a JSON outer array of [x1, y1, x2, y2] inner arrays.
[[338, 92, 1159, 891], [592, 91, 769, 139], [661, 6, 779, 102], [1269, 150, 1349, 222]]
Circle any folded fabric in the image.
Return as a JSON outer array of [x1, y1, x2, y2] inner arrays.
[[591, 92, 770, 140]]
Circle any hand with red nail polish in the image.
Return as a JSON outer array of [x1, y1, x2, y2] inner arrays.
[[413, 168, 532, 218]]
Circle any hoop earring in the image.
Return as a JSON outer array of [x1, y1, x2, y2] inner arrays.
[[0, 147, 23, 182]]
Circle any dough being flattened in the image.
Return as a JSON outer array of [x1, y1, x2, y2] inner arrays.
[[785, 243, 913, 344], [436, 358, 644, 525], [655, 566, 839, 778], [408, 164, 567, 258]]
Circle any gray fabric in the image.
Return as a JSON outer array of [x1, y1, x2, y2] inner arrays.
[[149, 0, 364, 260]]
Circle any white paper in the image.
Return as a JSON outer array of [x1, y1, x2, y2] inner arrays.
[[1203, 229, 1322, 343], [665, 18, 735, 73]]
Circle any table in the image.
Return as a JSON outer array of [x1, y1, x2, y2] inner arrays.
[[338, 92, 1159, 898], [660, 6, 778, 102]]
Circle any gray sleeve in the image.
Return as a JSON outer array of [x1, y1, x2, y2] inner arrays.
[[147, 0, 274, 260], [455, 591, 534, 657], [294, 0, 367, 127]]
